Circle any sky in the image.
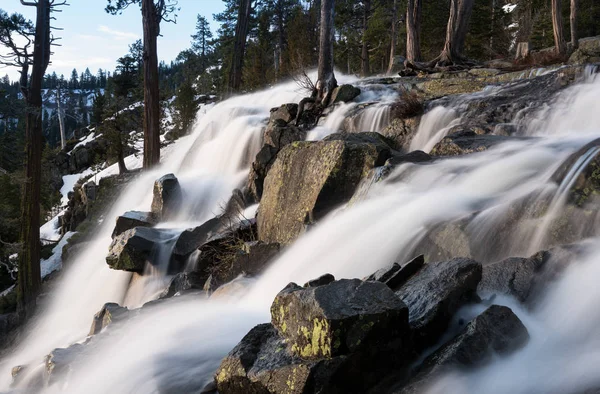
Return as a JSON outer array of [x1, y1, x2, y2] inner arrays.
[[0, 0, 225, 81]]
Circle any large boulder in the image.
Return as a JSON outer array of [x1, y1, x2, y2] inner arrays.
[[106, 227, 174, 272], [331, 84, 361, 104], [269, 103, 298, 124], [151, 173, 182, 220], [394, 258, 482, 350], [258, 134, 393, 244], [271, 279, 410, 360], [399, 305, 529, 393], [111, 211, 157, 239], [568, 35, 600, 64], [171, 217, 221, 263]]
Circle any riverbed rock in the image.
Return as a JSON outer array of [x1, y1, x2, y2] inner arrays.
[[399, 305, 529, 393], [111, 211, 157, 238], [386, 150, 432, 167], [271, 279, 410, 360], [45, 342, 88, 385], [89, 302, 129, 335], [171, 217, 221, 263], [568, 35, 600, 64], [269, 103, 298, 124], [394, 258, 482, 350], [258, 134, 393, 244], [430, 130, 514, 156], [151, 173, 182, 220], [331, 84, 361, 104], [380, 117, 420, 150], [106, 227, 171, 272], [160, 271, 208, 299]]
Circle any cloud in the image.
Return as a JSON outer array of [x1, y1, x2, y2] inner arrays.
[[98, 25, 139, 41]]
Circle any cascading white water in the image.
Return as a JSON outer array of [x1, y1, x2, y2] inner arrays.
[[410, 106, 460, 152], [3, 72, 600, 394]]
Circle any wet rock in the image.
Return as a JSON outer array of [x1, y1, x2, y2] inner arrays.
[[416, 219, 472, 262], [380, 117, 420, 150], [45, 342, 88, 385], [494, 123, 519, 136], [386, 150, 432, 166], [258, 134, 392, 244], [303, 273, 335, 288], [331, 84, 361, 104], [111, 211, 157, 238], [385, 255, 426, 290], [230, 241, 281, 278], [151, 173, 182, 220], [106, 227, 172, 272], [430, 130, 515, 157], [366, 263, 402, 283], [263, 123, 306, 151], [210, 275, 255, 300], [271, 279, 410, 360], [89, 302, 129, 335], [394, 258, 482, 350], [223, 189, 247, 218], [468, 68, 501, 77], [399, 305, 529, 394], [269, 103, 298, 124], [171, 217, 221, 262], [160, 271, 208, 299]]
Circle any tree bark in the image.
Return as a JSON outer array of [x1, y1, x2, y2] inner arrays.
[[551, 0, 567, 55], [141, 0, 161, 168], [437, 0, 475, 66], [570, 0, 578, 49], [386, 0, 399, 74], [316, 0, 337, 106], [275, 0, 285, 79], [229, 0, 252, 92], [56, 87, 66, 149], [18, 0, 51, 321], [406, 0, 422, 63], [361, 0, 371, 77]]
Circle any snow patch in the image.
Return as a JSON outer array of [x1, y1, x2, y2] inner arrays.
[[60, 169, 95, 205], [40, 232, 76, 278], [40, 209, 67, 244]]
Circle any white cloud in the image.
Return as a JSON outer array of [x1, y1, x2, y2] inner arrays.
[[98, 25, 139, 41]]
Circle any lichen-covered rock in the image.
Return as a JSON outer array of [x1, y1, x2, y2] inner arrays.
[[89, 302, 129, 335], [151, 173, 182, 220], [271, 279, 410, 360], [106, 227, 169, 272], [111, 211, 157, 238], [399, 305, 529, 394], [258, 135, 392, 244], [380, 117, 420, 150], [568, 35, 600, 64], [395, 258, 482, 350], [331, 84, 361, 104]]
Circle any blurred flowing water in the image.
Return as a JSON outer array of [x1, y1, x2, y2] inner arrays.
[[2, 72, 600, 393]]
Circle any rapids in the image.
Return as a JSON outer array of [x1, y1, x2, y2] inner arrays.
[[3, 70, 600, 393]]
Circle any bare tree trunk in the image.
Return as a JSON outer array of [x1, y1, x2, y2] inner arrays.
[[386, 0, 399, 74], [551, 0, 567, 55], [570, 0, 579, 49], [229, 0, 252, 92], [437, 0, 475, 66], [18, 0, 51, 321], [316, 0, 337, 106], [361, 0, 371, 77], [56, 87, 66, 149], [276, 0, 285, 79], [141, 0, 161, 168], [406, 0, 422, 63]]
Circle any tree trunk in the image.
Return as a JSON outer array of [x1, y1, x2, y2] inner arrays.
[[551, 0, 567, 55], [276, 0, 285, 78], [229, 0, 252, 92], [406, 0, 422, 63], [437, 0, 475, 66], [141, 0, 161, 168], [56, 87, 66, 149], [18, 0, 51, 321], [386, 0, 399, 74], [570, 0, 578, 49], [316, 0, 337, 106], [361, 0, 371, 77]]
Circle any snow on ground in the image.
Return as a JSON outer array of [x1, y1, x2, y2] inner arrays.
[[40, 209, 67, 244], [40, 232, 75, 278], [72, 132, 102, 151], [84, 152, 143, 187], [60, 168, 95, 205], [503, 3, 517, 12]]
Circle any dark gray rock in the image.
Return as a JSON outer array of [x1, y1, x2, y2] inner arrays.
[[331, 84, 361, 104], [493, 123, 519, 136], [111, 211, 157, 239], [45, 342, 88, 385], [430, 130, 517, 157], [271, 279, 410, 360], [395, 258, 482, 350], [89, 302, 129, 335], [269, 103, 298, 124], [386, 151, 432, 166], [151, 173, 182, 220], [160, 271, 208, 299], [171, 217, 221, 262], [106, 227, 175, 272], [386, 255, 425, 290], [303, 273, 335, 288]]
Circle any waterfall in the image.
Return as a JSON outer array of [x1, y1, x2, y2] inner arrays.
[[3, 73, 600, 393]]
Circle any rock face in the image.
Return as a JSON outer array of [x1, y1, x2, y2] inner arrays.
[[568, 35, 600, 64], [271, 279, 410, 360], [258, 134, 392, 244], [331, 84, 361, 104], [171, 217, 221, 262], [151, 174, 182, 220], [394, 258, 482, 350], [106, 227, 171, 272], [430, 130, 515, 156], [89, 303, 129, 335], [111, 211, 157, 238], [216, 279, 412, 394], [269, 103, 298, 124], [400, 305, 529, 394]]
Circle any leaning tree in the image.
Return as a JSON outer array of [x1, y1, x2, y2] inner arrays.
[[0, 0, 62, 320], [106, 0, 178, 169]]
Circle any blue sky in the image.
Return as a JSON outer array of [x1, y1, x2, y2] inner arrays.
[[0, 0, 225, 81]]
